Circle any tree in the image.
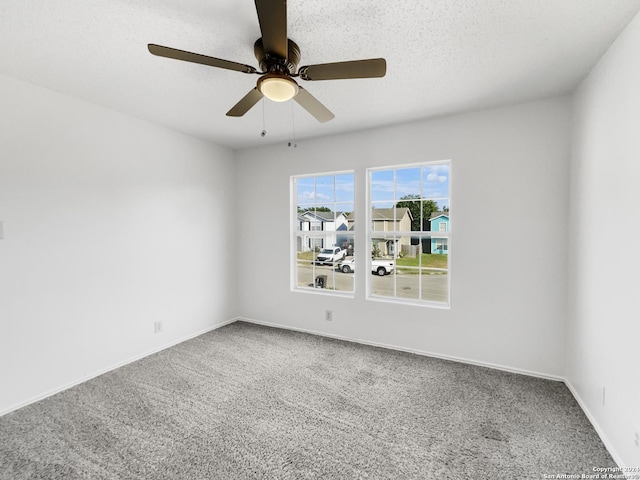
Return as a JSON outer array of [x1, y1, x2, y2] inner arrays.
[[297, 206, 332, 213], [395, 194, 439, 231]]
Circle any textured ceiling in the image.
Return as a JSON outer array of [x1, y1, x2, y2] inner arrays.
[[1, 0, 640, 150]]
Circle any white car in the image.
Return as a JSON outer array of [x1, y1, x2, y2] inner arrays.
[[315, 247, 346, 265], [338, 258, 395, 276]]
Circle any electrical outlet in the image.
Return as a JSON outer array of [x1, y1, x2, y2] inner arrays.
[[154, 321, 163, 334], [325, 310, 332, 321]]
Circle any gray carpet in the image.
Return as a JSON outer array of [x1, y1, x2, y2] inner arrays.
[[0, 321, 615, 479]]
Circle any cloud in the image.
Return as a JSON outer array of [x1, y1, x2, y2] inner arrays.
[[316, 193, 333, 202], [298, 190, 315, 202], [427, 172, 448, 184], [371, 180, 395, 193], [297, 190, 332, 204]]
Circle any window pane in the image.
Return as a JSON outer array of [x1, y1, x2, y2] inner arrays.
[[371, 207, 389, 234], [335, 202, 354, 214], [333, 264, 355, 292], [345, 210, 356, 232], [393, 200, 420, 232], [370, 237, 396, 297], [396, 267, 420, 300], [296, 257, 315, 289], [371, 235, 395, 258], [335, 228, 354, 254], [313, 235, 354, 292], [371, 236, 396, 269], [396, 234, 417, 260], [422, 164, 450, 200], [395, 167, 421, 200], [436, 199, 450, 212], [421, 235, 448, 302], [311, 263, 333, 289], [370, 169, 394, 203], [315, 175, 335, 203], [297, 177, 316, 205], [335, 173, 354, 203], [421, 269, 448, 303], [429, 212, 448, 233], [335, 203, 354, 232], [394, 234, 418, 300], [371, 269, 395, 297], [424, 251, 448, 271]]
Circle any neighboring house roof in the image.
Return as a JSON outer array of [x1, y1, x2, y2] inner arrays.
[[429, 212, 450, 221], [371, 207, 413, 221], [300, 210, 345, 222]]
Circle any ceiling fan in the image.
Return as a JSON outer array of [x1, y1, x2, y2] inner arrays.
[[148, 0, 386, 123]]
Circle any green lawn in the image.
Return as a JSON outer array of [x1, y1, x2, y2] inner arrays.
[[396, 254, 448, 269], [297, 251, 316, 261]]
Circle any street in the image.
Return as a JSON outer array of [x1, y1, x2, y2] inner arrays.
[[296, 263, 448, 303]]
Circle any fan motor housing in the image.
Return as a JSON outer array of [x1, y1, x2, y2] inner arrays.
[[254, 38, 301, 74]]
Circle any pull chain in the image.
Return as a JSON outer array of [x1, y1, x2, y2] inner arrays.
[[260, 98, 266, 137], [288, 101, 297, 148]]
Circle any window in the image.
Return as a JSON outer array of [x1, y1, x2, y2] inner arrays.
[[292, 171, 355, 294], [434, 239, 448, 251], [368, 161, 451, 306]]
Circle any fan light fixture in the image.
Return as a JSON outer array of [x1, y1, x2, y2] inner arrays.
[[258, 74, 299, 102], [147, 0, 386, 121]]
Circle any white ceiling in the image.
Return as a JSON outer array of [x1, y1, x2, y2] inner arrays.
[[2, 0, 639, 150]]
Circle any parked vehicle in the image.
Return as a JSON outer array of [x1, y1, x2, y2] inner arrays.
[[337, 258, 395, 275], [316, 246, 346, 265]]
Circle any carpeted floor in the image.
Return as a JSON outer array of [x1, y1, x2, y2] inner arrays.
[[0, 321, 615, 479]]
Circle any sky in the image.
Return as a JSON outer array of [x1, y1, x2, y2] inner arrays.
[[370, 164, 450, 210], [296, 172, 355, 212], [296, 162, 450, 212]]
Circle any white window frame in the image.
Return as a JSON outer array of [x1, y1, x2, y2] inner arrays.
[[366, 160, 451, 308], [291, 170, 355, 296]]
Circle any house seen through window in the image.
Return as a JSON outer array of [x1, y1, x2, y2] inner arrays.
[[368, 161, 451, 306], [292, 162, 450, 306], [293, 172, 355, 294]]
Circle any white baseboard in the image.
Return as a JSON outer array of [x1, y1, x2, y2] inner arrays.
[[236, 317, 565, 382], [0, 317, 238, 417], [563, 379, 629, 475]]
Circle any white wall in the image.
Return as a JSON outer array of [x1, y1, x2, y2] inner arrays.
[[0, 17, 635, 464], [235, 97, 571, 379], [0, 74, 237, 414], [568, 10, 640, 469]]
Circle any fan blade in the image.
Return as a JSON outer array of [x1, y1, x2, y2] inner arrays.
[[299, 58, 386, 81], [254, 0, 288, 59], [148, 44, 258, 74], [226, 88, 264, 117], [294, 87, 334, 123]]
